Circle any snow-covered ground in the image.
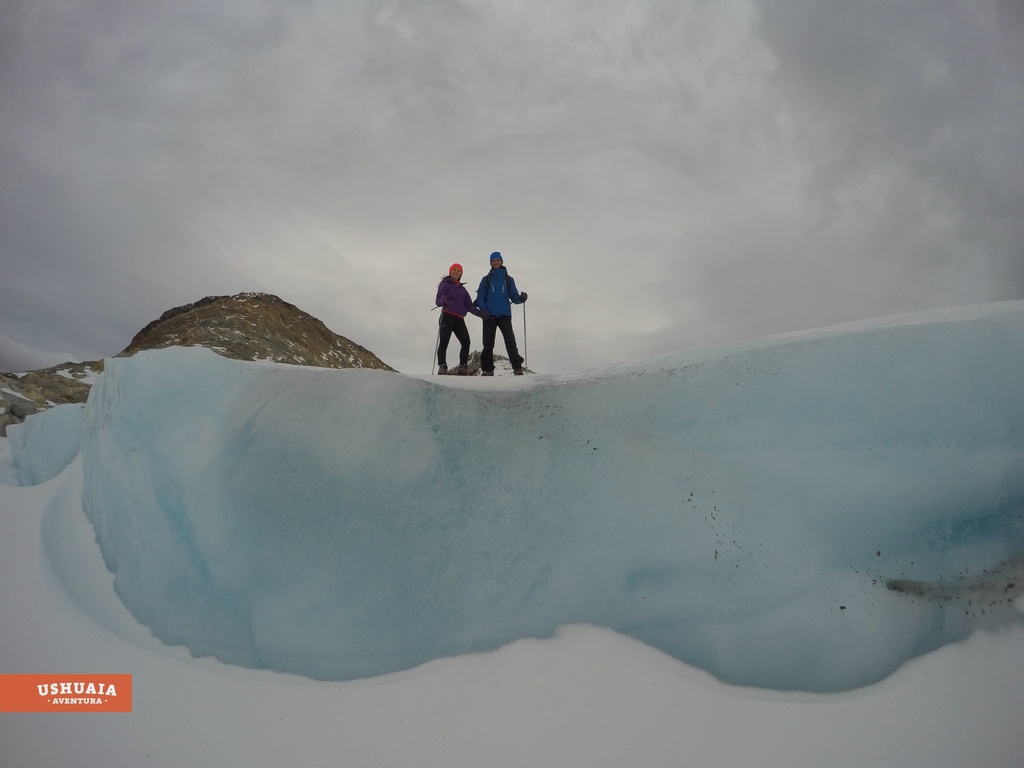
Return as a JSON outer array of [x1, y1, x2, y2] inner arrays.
[[3, 302, 1024, 767]]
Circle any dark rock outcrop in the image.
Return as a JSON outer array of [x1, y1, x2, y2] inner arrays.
[[453, 351, 534, 376], [1, 292, 394, 434], [0, 362, 102, 436], [120, 293, 393, 371]]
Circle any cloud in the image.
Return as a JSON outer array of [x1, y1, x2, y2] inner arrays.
[[751, 0, 1024, 287], [0, 332, 79, 373], [0, 0, 1021, 374]]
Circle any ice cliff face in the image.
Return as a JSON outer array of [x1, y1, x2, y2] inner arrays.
[[50, 302, 1024, 691]]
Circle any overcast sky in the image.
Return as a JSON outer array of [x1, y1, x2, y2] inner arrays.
[[2, 0, 1022, 374]]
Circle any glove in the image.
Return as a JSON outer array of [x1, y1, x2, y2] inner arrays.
[[479, 308, 490, 320], [519, 292, 528, 303]]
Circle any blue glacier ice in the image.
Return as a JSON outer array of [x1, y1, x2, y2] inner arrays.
[[6, 403, 85, 486], [20, 302, 1024, 691]]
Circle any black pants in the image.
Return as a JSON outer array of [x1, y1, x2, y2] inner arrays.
[[437, 312, 471, 367], [481, 315, 523, 371]]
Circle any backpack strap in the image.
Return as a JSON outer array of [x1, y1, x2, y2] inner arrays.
[[484, 271, 512, 296]]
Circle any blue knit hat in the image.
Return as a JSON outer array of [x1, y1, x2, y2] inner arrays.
[[489, 251, 502, 263]]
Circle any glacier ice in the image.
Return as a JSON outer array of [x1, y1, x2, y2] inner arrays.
[[7, 403, 86, 486], [63, 302, 1024, 691]]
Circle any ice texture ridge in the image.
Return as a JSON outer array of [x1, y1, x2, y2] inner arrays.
[[80, 303, 1024, 691]]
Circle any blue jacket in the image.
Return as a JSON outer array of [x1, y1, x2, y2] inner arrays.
[[475, 268, 522, 318]]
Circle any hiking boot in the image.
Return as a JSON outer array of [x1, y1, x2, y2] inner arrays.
[[481, 369, 494, 377], [455, 364, 469, 376], [513, 367, 524, 376], [437, 364, 448, 375]]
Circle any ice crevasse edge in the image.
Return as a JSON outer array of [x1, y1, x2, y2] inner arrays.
[[52, 302, 1024, 691]]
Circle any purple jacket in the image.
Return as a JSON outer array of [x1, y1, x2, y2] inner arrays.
[[436, 276, 482, 318]]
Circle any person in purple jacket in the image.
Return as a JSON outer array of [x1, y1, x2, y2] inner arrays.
[[435, 263, 485, 375]]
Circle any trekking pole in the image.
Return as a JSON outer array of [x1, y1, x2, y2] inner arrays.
[[522, 302, 528, 369], [431, 307, 441, 375]]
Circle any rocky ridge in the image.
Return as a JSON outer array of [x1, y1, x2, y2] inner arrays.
[[121, 293, 393, 371], [1, 292, 394, 435]]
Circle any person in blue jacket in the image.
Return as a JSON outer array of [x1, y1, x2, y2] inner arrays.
[[475, 251, 528, 376]]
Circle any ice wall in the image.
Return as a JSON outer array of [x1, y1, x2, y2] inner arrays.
[[7, 403, 85, 486], [79, 303, 1024, 691]]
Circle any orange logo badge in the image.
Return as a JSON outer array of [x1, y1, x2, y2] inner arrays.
[[0, 674, 132, 713]]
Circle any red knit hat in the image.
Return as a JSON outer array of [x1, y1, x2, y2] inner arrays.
[[449, 263, 463, 275]]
